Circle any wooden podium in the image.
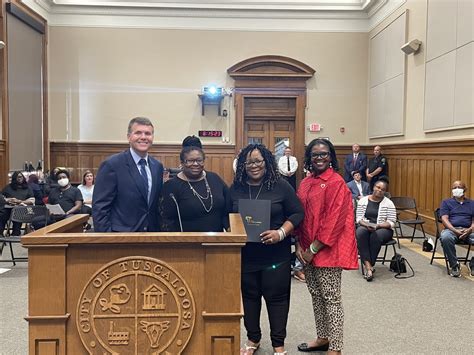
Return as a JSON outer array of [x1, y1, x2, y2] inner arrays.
[[21, 214, 246, 355]]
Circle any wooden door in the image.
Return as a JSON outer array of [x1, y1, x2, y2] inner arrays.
[[244, 120, 295, 161]]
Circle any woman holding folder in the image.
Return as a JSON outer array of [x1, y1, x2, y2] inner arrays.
[[230, 144, 304, 355]]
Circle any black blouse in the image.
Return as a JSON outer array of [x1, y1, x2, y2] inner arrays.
[[230, 178, 304, 272], [365, 199, 381, 223], [2, 185, 34, 202], [161, 171, 230, 232]]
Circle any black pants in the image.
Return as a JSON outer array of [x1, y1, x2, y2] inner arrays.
[[0, 209, 21, 236], [283, 175, 296, 190], [356, 226, 393, 266], [241, 260, 291, 348]]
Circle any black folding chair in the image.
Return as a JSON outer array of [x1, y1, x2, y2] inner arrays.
[[391, 197, 426, 243], [0, 206, 49, 266], [430, 208, 472, 274]]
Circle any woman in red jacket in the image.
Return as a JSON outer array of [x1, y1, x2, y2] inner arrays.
[[295, 138, 358, 355]]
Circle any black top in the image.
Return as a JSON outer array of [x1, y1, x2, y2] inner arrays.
[[48, 186, 83, 213], [368, 155, 388, 177], [365, 199, 381, 223], [161, 171, 230, 232], [2, 184, 34, 201], [230, 178, 304, 272]]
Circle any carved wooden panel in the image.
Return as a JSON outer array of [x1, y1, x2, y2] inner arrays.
[[244, 97, 296, 118], [50, 142, 236, 186]]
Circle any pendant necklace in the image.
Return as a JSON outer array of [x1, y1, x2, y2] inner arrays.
[[248, 183, 264, 200], [184, 172, 213, 213]]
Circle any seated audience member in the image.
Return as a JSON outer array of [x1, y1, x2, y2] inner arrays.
[[78, 170, 94, 214], [48, 169, 83, 218], [161, 145, 230, 232], [355, 178, 396, 281], [278, 146, 298, 190], [439, 180, 474, 277], [44, 167, 60, 196], [0, 171, 35, 236], [28, 174, 45, 206], [347, 171, 370, 201]]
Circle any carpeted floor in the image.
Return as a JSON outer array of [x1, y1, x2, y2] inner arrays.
[[1, 228, 473, 354]]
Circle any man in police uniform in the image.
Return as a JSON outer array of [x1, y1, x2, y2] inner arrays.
[[366, 145, 388, 191]]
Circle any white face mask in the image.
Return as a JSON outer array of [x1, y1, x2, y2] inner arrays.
[[58, 178, 69, 187], [452, 188, 464, 198]]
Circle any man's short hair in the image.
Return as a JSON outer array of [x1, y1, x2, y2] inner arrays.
[[56, 169, 70, 179], [352, 171, 361, 177], [127, 117, 154, 134]]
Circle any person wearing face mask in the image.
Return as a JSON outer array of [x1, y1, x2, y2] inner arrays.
[[47, 169, 83, 218], [439, 181, 474, 277]]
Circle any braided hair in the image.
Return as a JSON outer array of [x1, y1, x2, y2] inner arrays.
[[233, 144, 280, 191], [303, 138, 339, 174]]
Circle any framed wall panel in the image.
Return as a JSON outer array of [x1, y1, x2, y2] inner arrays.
[[368, 11, 406, 138]]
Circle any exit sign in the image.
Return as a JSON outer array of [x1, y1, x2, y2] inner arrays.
[[309, 123, 321, 132]]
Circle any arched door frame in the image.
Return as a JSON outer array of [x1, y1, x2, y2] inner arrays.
[[228, 55, 315, 183]]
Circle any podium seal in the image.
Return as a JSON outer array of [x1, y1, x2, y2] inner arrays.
[[77, 256, 195, 354]]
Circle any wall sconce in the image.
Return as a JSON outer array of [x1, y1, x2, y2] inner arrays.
[[0, 41, 5, 49], [401, 39, 421, 55]]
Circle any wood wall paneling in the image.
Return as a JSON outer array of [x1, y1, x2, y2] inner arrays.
[[50, 142, 236, 186], [50, 140, 473, 236]]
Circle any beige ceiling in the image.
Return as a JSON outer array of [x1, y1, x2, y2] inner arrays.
[[27, 0, 407, 31]]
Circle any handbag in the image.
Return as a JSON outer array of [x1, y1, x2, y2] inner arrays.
[[389, 253, 415, 279]]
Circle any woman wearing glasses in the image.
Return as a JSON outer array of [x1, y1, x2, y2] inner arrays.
[[230, 144, 304, 355], [160, 145, 230, 232], [295, 138, 358, 355]]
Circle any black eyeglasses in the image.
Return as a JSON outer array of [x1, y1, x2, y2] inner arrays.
[[245, 159, 265, 167], [311, 152, 330, 159], [183, 159, 205, 166]]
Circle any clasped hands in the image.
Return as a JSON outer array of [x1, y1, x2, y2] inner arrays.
[[455, 227, 473, 240], [295, 242, 315, 265]]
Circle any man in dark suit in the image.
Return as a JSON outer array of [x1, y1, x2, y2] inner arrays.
[[347, 171, 370, 201], [343, 143, 367, 182], [92, 117, 163, 232]]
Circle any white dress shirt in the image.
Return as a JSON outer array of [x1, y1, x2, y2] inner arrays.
[[278, 155, 298, 176]]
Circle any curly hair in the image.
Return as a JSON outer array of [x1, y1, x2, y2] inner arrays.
[[303, 138, 339, 174], [233, 144, 280, 191]]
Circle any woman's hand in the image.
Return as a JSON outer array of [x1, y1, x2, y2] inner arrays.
[[301, 247, 314, 265], [260, 230, 281, 245], [295, 241, 305, 265]]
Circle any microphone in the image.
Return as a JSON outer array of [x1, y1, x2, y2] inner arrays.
[[169, 193, 183, 232]]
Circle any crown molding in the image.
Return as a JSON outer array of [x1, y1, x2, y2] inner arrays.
[[22, 0, 406, 32]]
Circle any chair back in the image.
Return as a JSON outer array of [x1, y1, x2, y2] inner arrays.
[[433, 208, 442, 235], [10, 206, 49, 226], [391, 196, 419, 217]]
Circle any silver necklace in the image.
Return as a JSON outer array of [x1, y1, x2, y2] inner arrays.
[[248, 183, 264, 200], [184, 173, 213, 213]]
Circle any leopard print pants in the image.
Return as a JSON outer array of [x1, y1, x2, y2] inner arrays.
[[305, 265, 344, 351]]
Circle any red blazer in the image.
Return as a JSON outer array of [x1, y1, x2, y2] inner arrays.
[[297, 168, 358, 270]]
